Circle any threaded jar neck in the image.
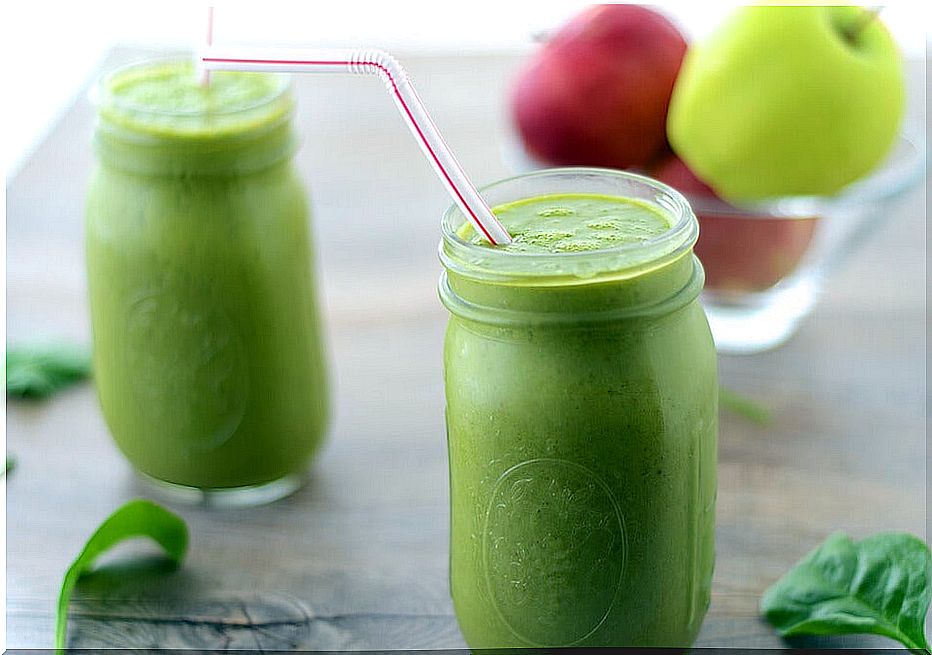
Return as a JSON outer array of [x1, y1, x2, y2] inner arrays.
[[439, 168, 703, 325]]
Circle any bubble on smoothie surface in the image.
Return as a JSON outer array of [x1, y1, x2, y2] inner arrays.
[[586, 219, 620, 229], [460, 193, 672, 254], [537, 206, 576, 217]]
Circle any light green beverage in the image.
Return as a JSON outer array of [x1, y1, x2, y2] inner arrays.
[[86, 60, 328, 504], [439, 169, 717, 647]]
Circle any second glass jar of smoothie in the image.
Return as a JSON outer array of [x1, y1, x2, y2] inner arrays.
[[86, 60, 329, 505], [439, 168, 717, 647]]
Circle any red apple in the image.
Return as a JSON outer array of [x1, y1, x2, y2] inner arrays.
[[651, 153, 718, 197], [652, 155, 819, 293], [511, 5, 687, 170]]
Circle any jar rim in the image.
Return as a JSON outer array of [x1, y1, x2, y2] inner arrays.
[[439, 168, 699, 285], [91, 56, 291, 119]]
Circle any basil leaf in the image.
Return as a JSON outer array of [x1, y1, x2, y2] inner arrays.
[[719, 385, 773, 426], [761, 531, 932, 652], [56, 499, 189, 650], [4, 455, 14, 476], [6, 344, 91, 399]]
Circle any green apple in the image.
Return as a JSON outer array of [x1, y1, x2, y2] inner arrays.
[[667, 6, 905, 200]]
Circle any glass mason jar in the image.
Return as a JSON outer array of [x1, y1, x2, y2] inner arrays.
[[86, 60, 328, 506], [439, 168, 718, 647]]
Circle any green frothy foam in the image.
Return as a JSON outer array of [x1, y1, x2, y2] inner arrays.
[[109, 61, 279, 115], [99, 60, 291, 139], [461, 193, 673, 254]]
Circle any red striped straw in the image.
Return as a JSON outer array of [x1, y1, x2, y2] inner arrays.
[[196, 45, 512, 245], [198, 6, 214, 86]]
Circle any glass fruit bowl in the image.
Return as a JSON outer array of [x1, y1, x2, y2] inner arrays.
[[502, 130, 926, 354]]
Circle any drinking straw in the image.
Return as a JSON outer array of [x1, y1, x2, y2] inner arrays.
[[199, 6, 214, 86], [198, 45, 512, 245]]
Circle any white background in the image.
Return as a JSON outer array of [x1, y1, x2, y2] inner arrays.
[[1, 2, 929, 179]]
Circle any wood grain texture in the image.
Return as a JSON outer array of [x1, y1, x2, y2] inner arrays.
[[5, 48, 928, 650]]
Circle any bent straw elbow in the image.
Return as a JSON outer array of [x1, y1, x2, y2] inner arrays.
[[196, 45, 512, 245]]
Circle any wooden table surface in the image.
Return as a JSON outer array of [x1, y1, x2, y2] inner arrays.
[[5, 48, 928, 650]]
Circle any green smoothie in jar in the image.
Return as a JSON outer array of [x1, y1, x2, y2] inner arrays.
[[439, 168, 717, 647], [86, 60, 328, 505]]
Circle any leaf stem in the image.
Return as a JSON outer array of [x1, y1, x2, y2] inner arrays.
[[843, 6, 884, 43], [719, 386, 773, 426]]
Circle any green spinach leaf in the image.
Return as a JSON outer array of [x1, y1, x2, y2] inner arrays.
[[56, 499, 188, 650], [761, 531, 931, 652], [7, 344, 91, 399]]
